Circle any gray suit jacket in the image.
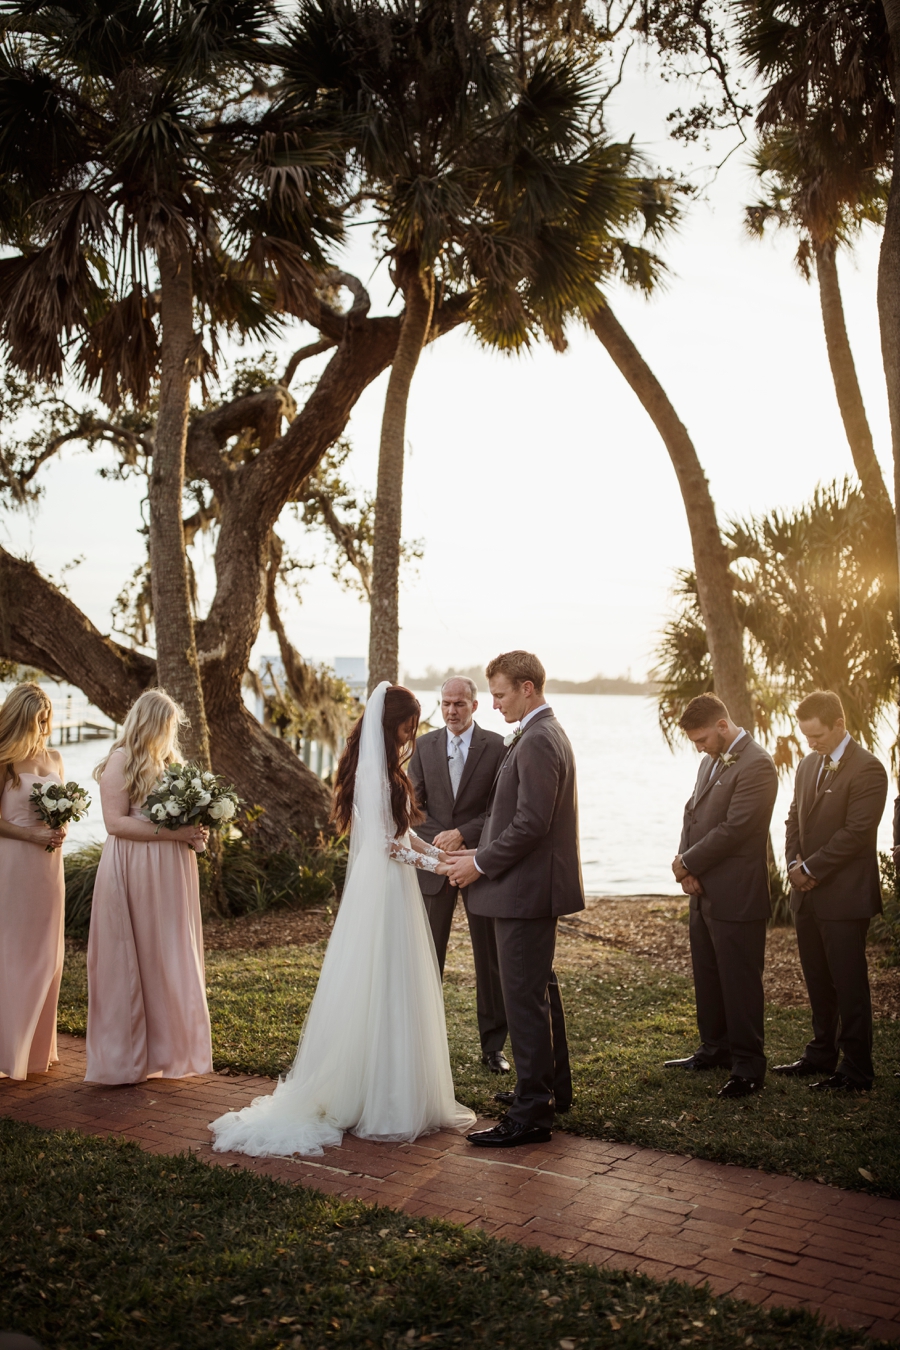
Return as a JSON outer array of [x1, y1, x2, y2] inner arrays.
[[785, 738, 887, 920], [408, 723, 507, 897], [466, 707, 585, 920], [679, 734, 778, 922]]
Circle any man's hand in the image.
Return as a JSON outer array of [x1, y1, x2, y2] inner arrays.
[[434, 828, 464, 852], [446, 850, 481, 889], [672, 854, 690, 883], [788, 856, 817, 892], [680, 873, 702, 896]]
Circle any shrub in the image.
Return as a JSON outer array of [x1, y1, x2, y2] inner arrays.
[[62, 831, 349, 937], [875, 850, 900, 965]]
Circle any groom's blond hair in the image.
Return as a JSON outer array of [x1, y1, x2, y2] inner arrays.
[[485, 650, 546, 693]]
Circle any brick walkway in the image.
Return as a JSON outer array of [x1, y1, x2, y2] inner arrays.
[[4, 1035, 900, 1342]]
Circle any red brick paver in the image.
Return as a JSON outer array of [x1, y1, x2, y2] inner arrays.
[[3, 1034, 899, 1340]]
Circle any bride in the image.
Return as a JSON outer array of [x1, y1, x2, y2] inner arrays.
[[209, 682, 476, 1157]]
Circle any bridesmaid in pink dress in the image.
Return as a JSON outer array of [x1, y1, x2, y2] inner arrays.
[[85, 689, 213, 1085], [0, 683, 68, 1080]]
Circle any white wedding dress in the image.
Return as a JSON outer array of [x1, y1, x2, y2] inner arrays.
[[209, 682, 475, 1158]]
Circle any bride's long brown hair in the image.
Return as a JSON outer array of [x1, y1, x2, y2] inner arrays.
[[331, 686, 424, 836]]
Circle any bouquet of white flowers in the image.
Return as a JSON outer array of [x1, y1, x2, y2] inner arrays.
[[142, 764, 240, 837], [30, 780, 92, 851]]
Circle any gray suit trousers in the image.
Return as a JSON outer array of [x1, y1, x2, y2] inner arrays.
[[493, 917, 572, 1128], [689, 907, 767, 1080], [794, 911, 873, 1086], [424, 880, 508, 1055]]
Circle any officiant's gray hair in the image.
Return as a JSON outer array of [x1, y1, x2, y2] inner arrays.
[[441, 675, 478, 700]]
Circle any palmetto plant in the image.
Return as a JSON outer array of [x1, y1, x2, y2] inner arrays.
[[654, 481, 899, 761], [0, 0, 345, 758]]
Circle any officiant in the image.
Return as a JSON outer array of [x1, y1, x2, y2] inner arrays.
[[409, 677, 510, 1073]]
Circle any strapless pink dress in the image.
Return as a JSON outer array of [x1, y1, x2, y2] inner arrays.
[[85, 802, 212, 1084], [0, 772, 65, 1079]]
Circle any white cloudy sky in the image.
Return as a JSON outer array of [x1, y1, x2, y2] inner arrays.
[[3, 49, 889, 684]]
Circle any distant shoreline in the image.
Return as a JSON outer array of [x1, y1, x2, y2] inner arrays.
[[404, 675, 657, 696]]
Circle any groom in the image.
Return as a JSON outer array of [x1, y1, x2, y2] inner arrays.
[[446, 650, 584, 1148]]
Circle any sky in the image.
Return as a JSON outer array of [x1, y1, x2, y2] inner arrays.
[[2, 48, 890, 685]]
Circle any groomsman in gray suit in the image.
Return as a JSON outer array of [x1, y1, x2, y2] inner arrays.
[[671, 694, 778, 1098], [778, 690, 887, 1091], [447, 650, 585, 1148], [408, 677, 510, 1072]]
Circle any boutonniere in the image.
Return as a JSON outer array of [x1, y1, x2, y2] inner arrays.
[[504, 728, 523, 749], [719, 752, 738, 769], [823, 757, 841, 777]]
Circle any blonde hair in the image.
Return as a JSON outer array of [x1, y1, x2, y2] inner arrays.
[[0, 683, 53, 788], [95, 689, 186, 805]]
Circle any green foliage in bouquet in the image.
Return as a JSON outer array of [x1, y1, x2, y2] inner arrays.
[[143, 765, 240, 832], [30, 779, 91, 849]]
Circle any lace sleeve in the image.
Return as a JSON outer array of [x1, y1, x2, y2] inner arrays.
[[390, 838, 440, 872], [409, 830, 441, 858]]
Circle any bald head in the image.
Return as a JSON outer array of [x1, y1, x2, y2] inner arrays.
[[441, 677, 478, 734]]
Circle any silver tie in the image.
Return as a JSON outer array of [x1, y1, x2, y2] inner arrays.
[[448, 735, 464, 796]]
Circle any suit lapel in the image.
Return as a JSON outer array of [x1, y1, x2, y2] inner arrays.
[[802, 739, 857, 823], [432, 727, 454, 800], [454, 724, 486, 801], [693, 733, 752, 807]]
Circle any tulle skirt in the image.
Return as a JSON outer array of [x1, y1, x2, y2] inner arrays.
[[209, 854, 475, 1158]]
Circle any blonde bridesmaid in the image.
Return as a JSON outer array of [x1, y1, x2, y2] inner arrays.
[[85, 689, 213, 1085], [0, 683, 67, 1080]]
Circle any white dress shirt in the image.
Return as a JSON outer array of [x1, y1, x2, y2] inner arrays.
[[446, 721, 476, 762]]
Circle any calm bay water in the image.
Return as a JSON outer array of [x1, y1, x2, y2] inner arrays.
[[16, 685, 898, 895]]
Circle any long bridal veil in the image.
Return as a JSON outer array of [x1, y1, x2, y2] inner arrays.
[[209, 680, 475, 1158]]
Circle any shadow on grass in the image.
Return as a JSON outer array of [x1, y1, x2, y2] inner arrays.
[[57, 941, 900, 1198], [0, 1118, 880, 1350]]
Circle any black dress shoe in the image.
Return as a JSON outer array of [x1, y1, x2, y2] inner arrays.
[[664, 1053, 731, 1071], [467, 1116, 552, 1148], [482, 1050, 511, 1074], [772, 1059, 828, 1077], [808, 1073, 870, 1093], [717, 1075, 763, 1099], [493, 1090, 571, 1115]]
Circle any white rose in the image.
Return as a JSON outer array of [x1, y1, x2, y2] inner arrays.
[[41, 794, 56, 809], [191, 777, 203, 789], [151, 804, 167, 820], [208, 798, 236, 821], [54, 798, 72, 812], [196, 792, 211, 808], [165, 800, 182, 816], [202, 773, 215, 784]]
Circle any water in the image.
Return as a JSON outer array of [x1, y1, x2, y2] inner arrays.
[[7, 684, 897, 893]]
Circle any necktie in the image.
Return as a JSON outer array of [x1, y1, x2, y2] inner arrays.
[[448, 735, 464, 796], [816, 756, 834, 792]]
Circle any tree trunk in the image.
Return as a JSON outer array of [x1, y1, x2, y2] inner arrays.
[[367, 265, 435, 693], [815, 240, 892, 508], [879, 0, 900, 593], [589, 302, 753, 731], [151, 234, 210, 766]]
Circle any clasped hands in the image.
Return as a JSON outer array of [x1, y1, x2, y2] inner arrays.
[[431, 835, 481, 888], [788, 854, 817, 892], [671, 854, 702, 897]]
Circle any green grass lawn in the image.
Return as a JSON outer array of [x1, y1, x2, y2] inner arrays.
[[0, 1117, 877, 1350], [57, 941, 900, 1198]]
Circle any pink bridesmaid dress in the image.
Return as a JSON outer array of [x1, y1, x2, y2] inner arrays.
[[85, 749, 213, 1084], [0, 771, 66, 1080]]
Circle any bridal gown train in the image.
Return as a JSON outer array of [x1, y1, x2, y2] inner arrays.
[[209, 683, 475, 1158]]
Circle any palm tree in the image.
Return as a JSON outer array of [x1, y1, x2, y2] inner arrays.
[[653, 480, 899, 755], [0, 0, 344, 759], [744, 130, 891, 510], [281, 1, 667, 690]]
